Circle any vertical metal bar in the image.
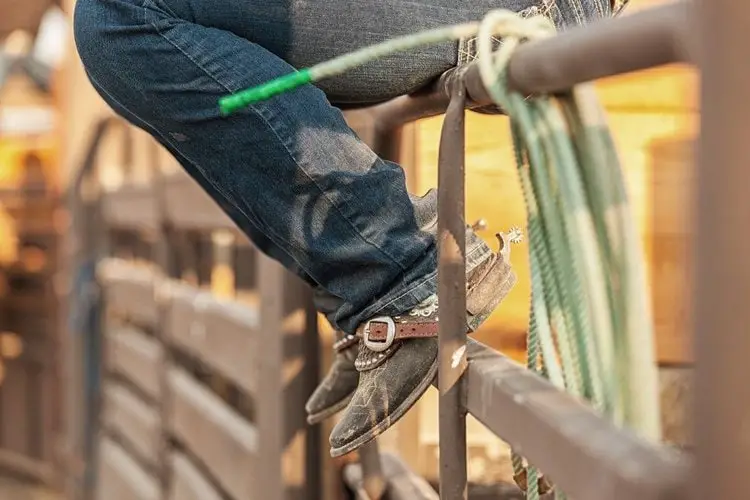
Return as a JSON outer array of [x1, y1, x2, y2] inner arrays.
[[693, 1, 750, 499], [437, 79, 468, 500]]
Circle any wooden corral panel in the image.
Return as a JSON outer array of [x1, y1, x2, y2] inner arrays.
[[164, 283, 258, 396], [167, 367, 257, 499], [168, 452, 223, 500], [161, 172, 235, 231], [98, 259, 160, 328], [107, 326, 163, 400], [101, 184, 159, 233], [102, 382, 161, 469], [96, 438, 159, 500]]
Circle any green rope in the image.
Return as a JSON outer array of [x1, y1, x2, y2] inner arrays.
[[218, 9, 662, 499], [476, 12, 662, 496]]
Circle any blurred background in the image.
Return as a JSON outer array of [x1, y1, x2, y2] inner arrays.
[[0, 0, 694, 498]]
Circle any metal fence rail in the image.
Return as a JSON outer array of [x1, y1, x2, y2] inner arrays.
[[354, 3, 698, 499], [65, 0, 749, 498]]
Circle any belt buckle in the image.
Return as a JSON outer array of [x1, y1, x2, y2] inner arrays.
[[363, 316, 396, 352]]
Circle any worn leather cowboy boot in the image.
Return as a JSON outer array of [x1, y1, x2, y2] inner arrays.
[[306, 220, 499, 425], [305, 330, 359, 425], [329, 233, 517, 457]]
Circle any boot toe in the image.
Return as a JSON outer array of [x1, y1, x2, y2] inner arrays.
[[329, 338, 437, 456], [305, 357, 359, 422]]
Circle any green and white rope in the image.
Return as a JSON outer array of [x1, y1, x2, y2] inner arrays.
[[219, 10, 661, 499]]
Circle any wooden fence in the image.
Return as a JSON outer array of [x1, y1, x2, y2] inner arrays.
[[0, 159, 60, 486], [63, 1, 750, 499], [67, 116, 326, 499]]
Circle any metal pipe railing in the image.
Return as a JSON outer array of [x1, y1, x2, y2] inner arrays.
[[501, 2, 691, 95], [360, 2, 699, 499], [366, 1, 690, 135], [436, 78, 469, 500], [693, 1, 750, 499], [72, 2, 750, 498], [464, 341, 689, 500]]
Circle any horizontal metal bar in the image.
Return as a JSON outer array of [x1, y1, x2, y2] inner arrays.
[[366, 2, 690, 132], [465, 340, 689, 500], [501, 2, 692, 96]]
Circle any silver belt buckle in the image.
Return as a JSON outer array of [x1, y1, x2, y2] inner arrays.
[[363, 316, 396, 352]]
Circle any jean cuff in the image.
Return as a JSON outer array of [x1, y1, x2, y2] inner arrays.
[[350, 235, 494, 329]]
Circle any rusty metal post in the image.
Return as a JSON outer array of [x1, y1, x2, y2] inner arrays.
[[437, 78, 468, 500], [693, 1, 750, 498]]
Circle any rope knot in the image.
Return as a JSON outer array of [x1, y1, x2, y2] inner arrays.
[[477, 9, 557, 108]]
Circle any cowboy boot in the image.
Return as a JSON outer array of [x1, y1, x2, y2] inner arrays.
[[305, 330, 359, 425], [329, 233, 518, 457], [305, 203, 485, 425]]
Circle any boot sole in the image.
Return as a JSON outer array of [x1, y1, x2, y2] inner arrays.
[[329, 355, 438, 457], [306, 392, 355, 425]]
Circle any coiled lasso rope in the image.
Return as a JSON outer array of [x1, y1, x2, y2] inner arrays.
[[219, 10, 661, 500]]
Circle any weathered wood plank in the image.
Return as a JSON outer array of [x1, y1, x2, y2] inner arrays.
[[102, 382, 161, 469], [101, 183, 159, 232], [98, 258, 160, 328], [164, 282, 258, 395], [168, 452, 223, 500], [465, 340, 689, 500], [0, 361, 30, 456], [167, 367, 257, 499], [161, 172, 235, 231], [96, 437, 159, 500], [107, 326, 163, 400], [343, 453, 438, 500]]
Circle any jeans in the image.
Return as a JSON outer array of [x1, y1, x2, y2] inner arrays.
[[73, 0, 612, 333]]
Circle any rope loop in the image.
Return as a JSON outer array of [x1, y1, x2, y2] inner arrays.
[[477, 9, 556, 109]]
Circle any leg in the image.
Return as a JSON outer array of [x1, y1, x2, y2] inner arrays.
[[74, 0, 612, 334], [75, 0, 453, 334], [73, 0, 613, 456]]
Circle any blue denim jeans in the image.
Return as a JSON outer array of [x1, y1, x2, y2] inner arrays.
[[74, 0, 612, 333]]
